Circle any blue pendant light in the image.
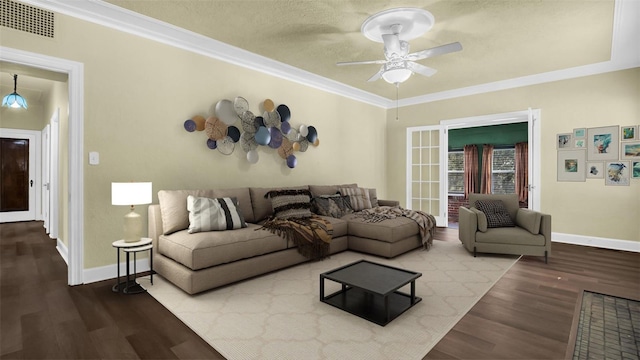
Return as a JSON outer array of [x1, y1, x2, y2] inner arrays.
[[2, 74, 28, 109]]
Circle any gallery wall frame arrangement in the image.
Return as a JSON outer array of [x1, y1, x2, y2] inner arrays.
[[182, 97, 320, 169], [557, 124, 638, 186]]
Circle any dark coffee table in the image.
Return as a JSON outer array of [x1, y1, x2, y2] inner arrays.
[[319, 259, 422, 326]]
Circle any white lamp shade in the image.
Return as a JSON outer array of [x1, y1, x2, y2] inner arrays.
[[111, 182, 152, 206]]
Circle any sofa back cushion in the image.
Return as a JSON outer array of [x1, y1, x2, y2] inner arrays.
[[309, 183, 357, 197], [158, 189, 215, 235], [213, 187, 255, 223], [250, 186, 309, 222]]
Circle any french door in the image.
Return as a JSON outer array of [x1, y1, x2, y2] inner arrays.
[[406, 125, 447, 226]]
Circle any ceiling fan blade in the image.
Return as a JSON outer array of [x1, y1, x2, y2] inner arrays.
[[406, 42, 462, 61], [336, 59, 387, 66], [367, 65, 385, 82], [407, 62, 437, 77]]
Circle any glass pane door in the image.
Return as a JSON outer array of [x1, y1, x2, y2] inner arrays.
[[406, 125, 446, 226]]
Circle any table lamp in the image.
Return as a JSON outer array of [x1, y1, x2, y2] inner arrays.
[[112, 182, 152, 242]]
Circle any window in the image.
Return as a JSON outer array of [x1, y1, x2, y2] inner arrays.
[[492, 148, 515, 194], [448, 150, 464, 194]]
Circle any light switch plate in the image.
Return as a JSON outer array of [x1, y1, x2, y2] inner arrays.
[[89, 151, 99, 165]]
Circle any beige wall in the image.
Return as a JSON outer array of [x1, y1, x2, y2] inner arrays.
[[386, 68, 640, 242], [1, 14, 387, 269], [0, 103, 45, 130]]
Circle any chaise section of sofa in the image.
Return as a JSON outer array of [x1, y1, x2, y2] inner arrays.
[[148, 184, 426, 294]]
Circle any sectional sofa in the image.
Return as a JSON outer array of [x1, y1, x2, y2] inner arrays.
[[148, 184, 427, 294]]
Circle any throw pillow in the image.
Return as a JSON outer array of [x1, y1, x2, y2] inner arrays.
[[311, 194, 354, 218], [339, 187, 372, 211], [474, 200, 515, 228], [187, 196, 247, 233], [516, 208, 542, 234], [366, 188, 379, 207], [265, 189, 313, 219], [470, 207, 488, 232], [311, 196, 343, 218]]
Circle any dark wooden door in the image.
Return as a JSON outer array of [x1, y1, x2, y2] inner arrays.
[[0, 138, 29, 212]]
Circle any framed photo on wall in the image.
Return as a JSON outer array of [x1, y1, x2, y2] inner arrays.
[[621, 125, 637, 141], [586, 161, 604, 179], [573, 128, 586, 138], [632, 161, 640, 179], [557, 133, 572, 149], [587, 126, 619, 161], [605, 161, 630, 186], [621, 141, 640, 160], [557, 149, 586, 182], [574, 138, 586, 148]]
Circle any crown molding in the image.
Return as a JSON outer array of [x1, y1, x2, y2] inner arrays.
[[22, 0, 639, 110]]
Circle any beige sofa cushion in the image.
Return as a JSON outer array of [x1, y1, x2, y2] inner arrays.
[[343, 214, 419, 243], [213, 187, 255, 223], [516, 208, 542, 234], [158, 223, 287, 270], [158, 189, 215, 235], [476, 227, 546, 246]]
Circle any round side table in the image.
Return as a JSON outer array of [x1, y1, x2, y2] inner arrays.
[[112, 238, 153, 294]]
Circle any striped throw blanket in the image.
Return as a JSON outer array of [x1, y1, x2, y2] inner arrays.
[[354, 206, 437, 250], [258, 216, 333, 260]]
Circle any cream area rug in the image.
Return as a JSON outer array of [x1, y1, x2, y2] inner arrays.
[[144, 240, 518, 360]]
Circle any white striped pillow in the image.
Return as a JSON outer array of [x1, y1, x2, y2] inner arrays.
[[187, 196, 247, 233], [339, 187, 372, 211]]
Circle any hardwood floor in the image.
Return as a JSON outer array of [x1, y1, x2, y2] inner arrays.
[[0, 221, 224, 360], [1, 222, 638, 359]]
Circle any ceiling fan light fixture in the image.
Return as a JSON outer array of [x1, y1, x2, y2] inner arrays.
[[382, 68, 412, 84], [2, 74, 28, 109]]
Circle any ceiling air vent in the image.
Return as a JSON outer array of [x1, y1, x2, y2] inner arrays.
[[1, 0, 54, 38]]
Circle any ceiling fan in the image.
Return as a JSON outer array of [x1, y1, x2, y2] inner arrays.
[[337, 8, 462, 85]]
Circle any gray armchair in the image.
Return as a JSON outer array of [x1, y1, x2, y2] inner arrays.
[[458, 193, 551, 263]]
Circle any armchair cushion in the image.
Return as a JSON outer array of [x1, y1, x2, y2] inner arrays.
[[475, 200, 515, 228], [516, 208, 542, 234], [470, 207, 488, 232]]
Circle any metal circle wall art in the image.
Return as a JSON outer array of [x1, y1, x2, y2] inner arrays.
[[183, 97, 320, 169]]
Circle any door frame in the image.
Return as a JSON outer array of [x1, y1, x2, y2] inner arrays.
[[440, 108, 542, 211], [1, 46, 85, 286], [0, 129, 40, 222], [42, 124, 50, 231]]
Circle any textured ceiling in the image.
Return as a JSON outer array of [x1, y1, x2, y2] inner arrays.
[[103, 0, 615, 100]]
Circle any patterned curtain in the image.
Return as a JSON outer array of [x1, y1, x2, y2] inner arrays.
[[463, 144, 478, 199], [481, 144, 494, 194], [515, 142, 529, 202]]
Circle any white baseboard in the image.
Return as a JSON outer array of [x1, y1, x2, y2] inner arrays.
[[83, 258, 150, 284], [552, 232, 640, 253], [56, 238, 68, 265]]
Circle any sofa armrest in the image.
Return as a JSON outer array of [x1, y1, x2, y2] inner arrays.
[[458, 206, 478, 251], [378, 199, 400, 207], [148, 204, 163, 250], [539, 213, 552, 247]]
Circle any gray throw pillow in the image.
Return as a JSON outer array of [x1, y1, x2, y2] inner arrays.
[[474, 200, 515, 228]]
